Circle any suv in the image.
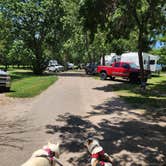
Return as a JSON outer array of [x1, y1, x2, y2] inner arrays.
[[47, 64, 64, 72], [85, 63, 98, 75], [67, 62, 74, 70], [0, 70, 11, 91]]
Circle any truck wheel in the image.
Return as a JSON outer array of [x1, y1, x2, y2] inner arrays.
[[100, 72, 107, 80]]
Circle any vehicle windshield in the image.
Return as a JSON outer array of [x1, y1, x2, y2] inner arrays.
[[130, 63, 139, 69]]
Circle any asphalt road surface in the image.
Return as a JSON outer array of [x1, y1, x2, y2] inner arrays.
[[0, 71, 165, 166]]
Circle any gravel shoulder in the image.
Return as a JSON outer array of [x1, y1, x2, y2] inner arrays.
[[0, 71, 165, 166]]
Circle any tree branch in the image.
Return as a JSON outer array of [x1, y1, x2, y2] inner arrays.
[[126, 0, 141, 28]]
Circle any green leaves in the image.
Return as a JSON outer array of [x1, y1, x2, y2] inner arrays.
[[0, 0, 165, 72], [8, 40, 33, 66], [1, 0, 66, 73]]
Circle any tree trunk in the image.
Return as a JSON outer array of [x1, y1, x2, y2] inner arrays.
[[32, 39, 46, 75], [5, 64, 8, 71], [138, 28, 146, 90], [84, 31, 92, 63], [32, 51, 44, 75], [63, 53, 68, 70], [102, 54, 105, 65]]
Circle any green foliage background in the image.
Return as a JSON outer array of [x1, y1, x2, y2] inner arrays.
[[0, 0, 165, 73]]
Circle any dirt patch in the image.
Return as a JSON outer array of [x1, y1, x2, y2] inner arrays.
[[0, 94, 13, 105]]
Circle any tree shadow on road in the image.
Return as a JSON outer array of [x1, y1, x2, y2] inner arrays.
[[46, 113, 96, 165], [98, 119, 166, 165], [45, 110, 166, 165], [44, 74, 166, 165]]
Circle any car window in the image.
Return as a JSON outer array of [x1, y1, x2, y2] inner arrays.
[[130, 63, 139, 69], [122, 63, 130, 69], [114, 63, 120, 67]]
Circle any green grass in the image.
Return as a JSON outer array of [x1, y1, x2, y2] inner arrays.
[[7, 70, 58, 98], [94, 73, 166, 116], [111, 74, 166, 116]]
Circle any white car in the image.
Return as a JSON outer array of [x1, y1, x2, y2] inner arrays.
[[0, 70, 11, 91], [47, 64, 64, 72], [67, 62, 74, 70]]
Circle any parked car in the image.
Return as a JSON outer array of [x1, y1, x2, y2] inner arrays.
[[67, 62, 74, 70], [47, 64, 64, 72], [97, 62, 151, 83], [85, 63, 98, 75], [48, 60, 58, 66], [0, 70, 11, 91]]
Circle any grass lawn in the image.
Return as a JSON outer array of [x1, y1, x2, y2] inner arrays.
[[94, 73, 166, 116], [112, 74, 166, 116], [7, 70, 58, 98]]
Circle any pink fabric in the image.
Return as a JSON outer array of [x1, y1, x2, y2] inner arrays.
[[91, 150, 106, 165], [99, 161, 105, 166], [91, 150, 105, 159], [44, 148, 54, 161]]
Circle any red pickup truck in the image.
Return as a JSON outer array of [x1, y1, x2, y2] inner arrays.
[[97, 62, 150, 83]]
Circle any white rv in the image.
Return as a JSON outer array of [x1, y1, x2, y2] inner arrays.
[[120, 52, 150, 70], [101, 53, 120, 66], [149, 55, 162, 74]]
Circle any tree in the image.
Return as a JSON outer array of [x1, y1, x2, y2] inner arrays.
[[151, 34, 166, 66], [118, 0, 165, 89], [0, 11, 13, 69], [0, 0, 65, 74], [89, 27, 109, 65], [80, 0, 165, 89], [50, 0, 87, 68], [8, 40, 33, 67]]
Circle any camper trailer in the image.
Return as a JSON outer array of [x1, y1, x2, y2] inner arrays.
[[120, 52, 150, 70], [149, 55, 162, 74], [101, 53, 120, 66]]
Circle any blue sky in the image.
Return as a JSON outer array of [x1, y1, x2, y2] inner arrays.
[[154, 41, 165, 49]]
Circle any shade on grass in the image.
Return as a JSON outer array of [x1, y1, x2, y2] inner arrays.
[[115, 74, 166, 113], [94, 73, 166, 112]]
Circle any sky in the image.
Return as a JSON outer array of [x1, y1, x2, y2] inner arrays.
[[154, 41, 165, 49]]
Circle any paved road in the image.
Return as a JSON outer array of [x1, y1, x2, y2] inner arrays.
[[0, 71, 165, 166]]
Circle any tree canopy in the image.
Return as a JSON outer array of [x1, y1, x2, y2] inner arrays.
[[0, 0, 165, 74]]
